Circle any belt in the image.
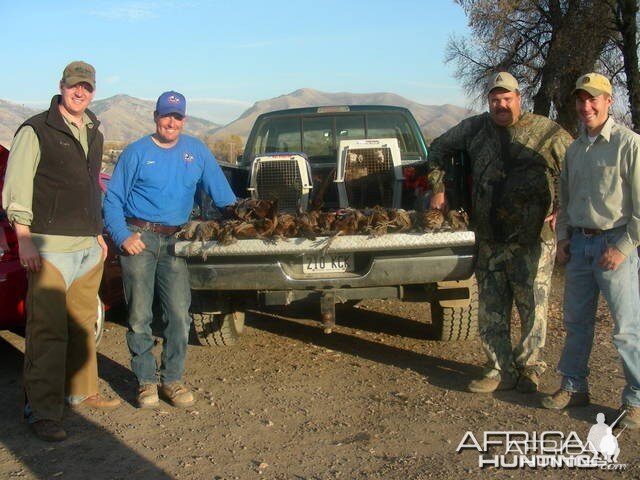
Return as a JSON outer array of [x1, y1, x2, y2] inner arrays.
[[577, 227, 605, 236], [126, 217, 180, 235]]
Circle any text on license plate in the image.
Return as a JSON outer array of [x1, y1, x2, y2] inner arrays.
[[302, 253, 355, 273]]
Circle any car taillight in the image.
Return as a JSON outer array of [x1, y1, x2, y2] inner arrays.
[[0, 222, 19, 262]]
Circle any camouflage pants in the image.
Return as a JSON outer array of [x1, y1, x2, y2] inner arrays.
[[475, 238, 556, 380]]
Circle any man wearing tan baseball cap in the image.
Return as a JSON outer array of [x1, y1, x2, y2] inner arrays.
[[571, 72, 612, 97], [2, 60, 120, 442], [544, 72, 640, 430], [487, 71, 520, 94], [427, 72, 573, 395]]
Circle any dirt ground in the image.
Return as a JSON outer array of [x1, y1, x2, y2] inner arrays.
[[0, 266, 638, 480]]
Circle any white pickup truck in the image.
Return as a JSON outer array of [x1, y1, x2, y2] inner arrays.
[[175, 105, 477, 346]]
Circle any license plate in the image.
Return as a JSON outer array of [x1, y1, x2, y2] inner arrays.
[[302, 253, 355, 273]]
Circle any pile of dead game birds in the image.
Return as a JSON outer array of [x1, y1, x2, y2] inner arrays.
[[177, 198, 469, 246]]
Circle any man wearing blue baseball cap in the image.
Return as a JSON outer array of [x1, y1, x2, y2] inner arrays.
[[104, 91, 236, 408]]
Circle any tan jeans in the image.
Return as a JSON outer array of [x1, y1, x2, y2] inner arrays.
[[24, 258, 103, 421]]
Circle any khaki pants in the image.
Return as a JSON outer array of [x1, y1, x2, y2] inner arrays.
[[24, 258, 103, 421]]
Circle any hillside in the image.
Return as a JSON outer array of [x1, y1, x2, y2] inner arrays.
[[0, 100, 38, 148], [90, 95, 220, 143], [0, 89, 474, 148], [0, 95, 220, 147], [209, 88, 476, 142]]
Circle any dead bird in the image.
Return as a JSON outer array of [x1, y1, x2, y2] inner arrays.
[[310, 168, 336, 211], [254, 216, 278, 239], [414, 208, 446, 232], [233, 198, 278, 221], [318, 208, 361, 255], [175, 220, 221, 258], [332, 208, 362, 236], [233, 221, 259, 239], [387, 208, 412, 232], [175, 220, 202, 240], [316, 211, 336, 235], [364, 205, 390, 237], [274, 213, 298, 238], [217, 221, 238, 246], [446, 208, 470, 232], [295, 210, 319, 240]]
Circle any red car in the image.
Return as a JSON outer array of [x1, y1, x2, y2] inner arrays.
[[0, 144, 124, 344]]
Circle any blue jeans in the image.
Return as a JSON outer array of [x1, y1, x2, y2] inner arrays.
[[40, 241, 103, 291], [120, 227, 191, 386], [558, 228, 640, 407]]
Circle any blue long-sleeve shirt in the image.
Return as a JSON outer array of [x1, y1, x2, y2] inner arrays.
[[103, 134, 236, 247]]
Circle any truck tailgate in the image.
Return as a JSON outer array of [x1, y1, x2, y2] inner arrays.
[[174, 231, 475, 257]]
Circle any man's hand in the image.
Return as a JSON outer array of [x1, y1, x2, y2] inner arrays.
[[122, 232, 146, 255], [598, 246, 625, 272], [430, 191, 447, 211], [97, 234, 108, 261], [545, 211, 557, 233], [556, 239, 570, 265], [14, 223, 41, 272]]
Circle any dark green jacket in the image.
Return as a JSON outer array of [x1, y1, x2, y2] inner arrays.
[[428, 112, 572, 243]]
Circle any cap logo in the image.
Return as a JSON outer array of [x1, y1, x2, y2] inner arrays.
[[496, 74, 503, 82], [167, 95, 181, 104], [583, 77, 590, 84]]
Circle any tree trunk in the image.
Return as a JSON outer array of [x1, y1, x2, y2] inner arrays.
[[532, 1, 612, 135], [617, 0, 640, 132]]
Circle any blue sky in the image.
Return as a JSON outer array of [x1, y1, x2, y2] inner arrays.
[[1, 0, 471, 124]]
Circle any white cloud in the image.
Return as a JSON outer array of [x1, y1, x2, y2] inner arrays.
[[89, 0, 202, 21], [89, 2, 159, 21], [105, 75, 121, 85]]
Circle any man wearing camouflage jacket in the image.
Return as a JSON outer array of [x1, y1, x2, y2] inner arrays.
[[428, 72, 573, 394]]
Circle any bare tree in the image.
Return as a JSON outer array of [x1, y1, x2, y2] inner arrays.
[[446, 0, 637, 133], [610, 0, 640, 132]]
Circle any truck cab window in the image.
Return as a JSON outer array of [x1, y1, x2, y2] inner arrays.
[[302, 117, 334, 160], [252, 117, 301, 154], [366, 113, 419, 156]]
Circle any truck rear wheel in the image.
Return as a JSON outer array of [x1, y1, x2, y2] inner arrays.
[[427, 277, 478, 341], [190, 311, 245, 347]]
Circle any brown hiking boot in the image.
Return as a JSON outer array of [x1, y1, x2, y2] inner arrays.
[[137, 384, 159, 409], [159, 383, 195, 407], [30, 419, 67, 442], [541, 389, 590, 410], [73, 394, 121, 410], [468, 375, 517, 393], [516, 371, 540, 394]]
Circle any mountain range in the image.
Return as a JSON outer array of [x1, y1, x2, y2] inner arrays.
[[0, 89, 475, 148]]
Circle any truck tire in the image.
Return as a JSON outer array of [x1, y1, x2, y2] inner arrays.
[[427, 277, 478, 341], [190, 311, 245, 347]]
